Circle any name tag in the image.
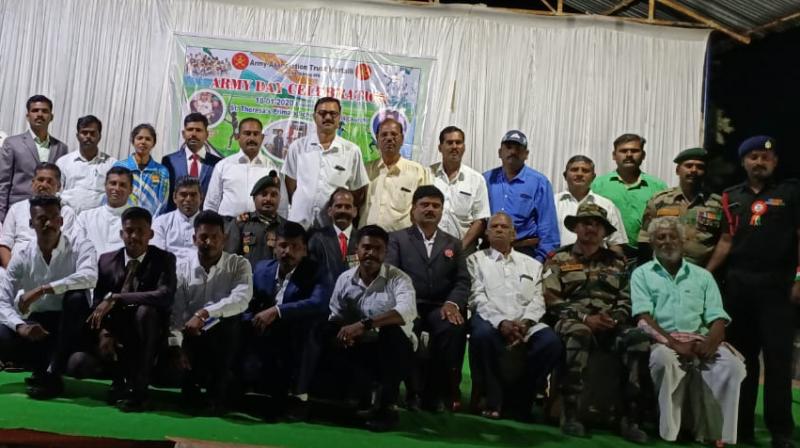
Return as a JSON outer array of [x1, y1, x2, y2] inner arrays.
[[766, 198, 785, 207], [656, 207, 681, 217], [560, 263, 584, 272]]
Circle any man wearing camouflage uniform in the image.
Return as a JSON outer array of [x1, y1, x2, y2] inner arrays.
[[638, 148, 722, 267], [543, 203, 650, 443], [224, 172, 286, 268]]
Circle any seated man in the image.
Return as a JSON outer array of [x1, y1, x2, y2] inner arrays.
[[245, 221, 331, 420], [75, 166, 133, 256], [308, 188, 359, 281], [71, 207, 177, 411], [152, 176, 202, 261], [225, 171, 284, 268], [0, 195, 97, 398], [0, 162, 77, 268], [468, 212, 562, 419], [322, 225, 417, 431], [632, 216, 745, 444], [386, 185, 469, 412], [542, 203, 650, 442], [171, 210, 253, 413]]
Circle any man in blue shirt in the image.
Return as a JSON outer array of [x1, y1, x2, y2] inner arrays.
[[483, 130, 559, 262]]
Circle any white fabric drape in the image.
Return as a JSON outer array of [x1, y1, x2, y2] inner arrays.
[[0, 0, 709, 189]]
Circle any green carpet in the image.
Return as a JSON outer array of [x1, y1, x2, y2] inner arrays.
[[0, 372, 796, 447]]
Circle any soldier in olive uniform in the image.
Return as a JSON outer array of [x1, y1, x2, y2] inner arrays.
[[224, 171, 285, 268], [543, 203, 650, 443], [638, 148, 722, 267]]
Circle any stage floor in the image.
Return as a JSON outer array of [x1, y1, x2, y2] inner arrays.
[[0, 372, 796, 448]]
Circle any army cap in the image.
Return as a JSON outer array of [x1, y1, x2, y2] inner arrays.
[[738, 135, 776, 159], [250, 170, 281, 196], [564, 202, 616, 236], [673, 147, 707, 164]]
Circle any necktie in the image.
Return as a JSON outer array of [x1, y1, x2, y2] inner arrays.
[[121, 259, 140, 293], [189, 154, 199, 177], [338, 232, 348, 261]]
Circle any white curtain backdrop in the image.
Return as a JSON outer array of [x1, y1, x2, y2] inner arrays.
[[0, 0, 710, 190]]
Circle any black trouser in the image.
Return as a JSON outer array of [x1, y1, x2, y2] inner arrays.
[[0, 290, 90, 376], [408, 303, 467, 404], [725, 271, 795, 439], [240, 317, 322, 397], [318, 321, 412, 409], [183, 316, 241, 404]]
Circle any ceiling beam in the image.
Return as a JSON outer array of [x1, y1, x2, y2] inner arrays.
[[540, 0, 556, 13], [648, 0, 655, 21], [602, 0, 640, 16], [657, 0, 750, 44], [747, 10, 800, 36]]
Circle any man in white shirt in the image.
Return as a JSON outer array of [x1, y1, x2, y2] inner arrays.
[[555, 155, 627, 254], [56, 115, 117, 214], [74, 166, 133, 257], [0, 195, 97, 399], [323, 225, 417, 431], [204, 118, 280, 218], [170, 210, 253, 413], [360, 119, 430, 232], [283, 97, 369, 229], [1, 162, 77, 268], [429, 126, 490, 254], [467, 212, 562, 419], [152, 176, 202, 262]]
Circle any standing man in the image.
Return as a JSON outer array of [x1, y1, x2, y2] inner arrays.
[[1, 163, 77, 267], [308, 188, 360, 281], [204, 118, 280, 218], [283, 97, 369, 229], [484, 130, 560, 263], [542, 203, 649, 442], [429, 126, 490, 254], [151, 176, 203, 262], [0, 95, 70, 222], [591, 133, 667, 262], [0, 195, 97, 399], [224, 172, 285, 267], [386, 185, 470, 412], [161, 113, 222, 214], [554, 155, 626, 254], [56, 115, 117, 214], [706, 136, 797, 448], [360, 119, 430, 232], [78, 207, 177, 411], [75, 167, 133, 256], [638, 148, 722, 267]]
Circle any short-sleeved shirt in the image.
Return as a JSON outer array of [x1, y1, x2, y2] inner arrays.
[[638, 187, 723, 266], [591, 170, 667, 248], [483, 166, 560, 262], [542, 244, 631, 323], [113, 155, 171, 217], [554, 190, 628, 248], [56, 151, 117, 214], [360, 157, 430, 232], [631, 258, 729, 334], [429, 162, 490, 240], [282, 134, 368, 229], [720, 179, 800, 278]]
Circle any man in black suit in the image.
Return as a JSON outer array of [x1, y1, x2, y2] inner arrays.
[[308, 187, 359, 282], [386, 185, 470, 412], [72, 207, 177, 411], [161, 113, 222, 213], [0, 95, 69, 222], [246, 221, 331, 420]]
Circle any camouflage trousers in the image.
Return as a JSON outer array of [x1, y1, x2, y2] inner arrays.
[[554, 318, 650, 401]]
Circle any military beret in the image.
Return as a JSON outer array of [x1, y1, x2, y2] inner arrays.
[[738, 135, 775, 159], [250, 170, 280, 196], [673, 147, 707, 164]]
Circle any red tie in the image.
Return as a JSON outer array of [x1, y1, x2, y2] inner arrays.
[[338, 232, 348, 261], [189, 154, 199, 177]]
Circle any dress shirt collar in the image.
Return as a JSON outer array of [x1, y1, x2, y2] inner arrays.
[[557, 190, 597, 204], [124, 250, 147, 266], [105, 204, 131, 216], [34, 233, 67, 264], [275, 265, 296, 282], [309, 132, 342, 153], [193, 251, 228, 276], [416, 226, 437, 243], [179, 209, 200, 223], [74, 151, 108, 163], [334, 224, 353, 241], [610, 170, 649, 187], [488, 247, 514, 262], [499, 165, 528, 183], [431, 162, 464, 183], [353, 264, 388, 289], [184, 145, 207, 162], [235, 149, 268, 166], [29, 129, 51, 147], [376, 156, 405, 175], [651, 256, 690, 280]]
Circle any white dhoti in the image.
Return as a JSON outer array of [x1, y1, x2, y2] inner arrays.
[[649, 343, 746, 444]]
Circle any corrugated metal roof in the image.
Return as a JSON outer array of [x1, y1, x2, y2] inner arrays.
[[564, 0, 800, 36]]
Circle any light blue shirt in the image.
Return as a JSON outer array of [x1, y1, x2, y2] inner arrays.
[[631, 258, 729, 335]]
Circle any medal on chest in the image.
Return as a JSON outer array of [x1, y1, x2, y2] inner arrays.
[[749, 200, 767, 226]]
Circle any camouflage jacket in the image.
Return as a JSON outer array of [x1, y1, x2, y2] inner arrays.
[[542, 244, 631, 323]]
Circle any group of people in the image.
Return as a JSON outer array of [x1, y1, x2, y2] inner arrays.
[[0, 94, 796, 447]]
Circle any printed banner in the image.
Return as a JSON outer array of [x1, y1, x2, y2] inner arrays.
[[172, 34, 434, 164]]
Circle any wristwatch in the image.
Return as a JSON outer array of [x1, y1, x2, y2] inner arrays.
[[360, 317, 373, 331]]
